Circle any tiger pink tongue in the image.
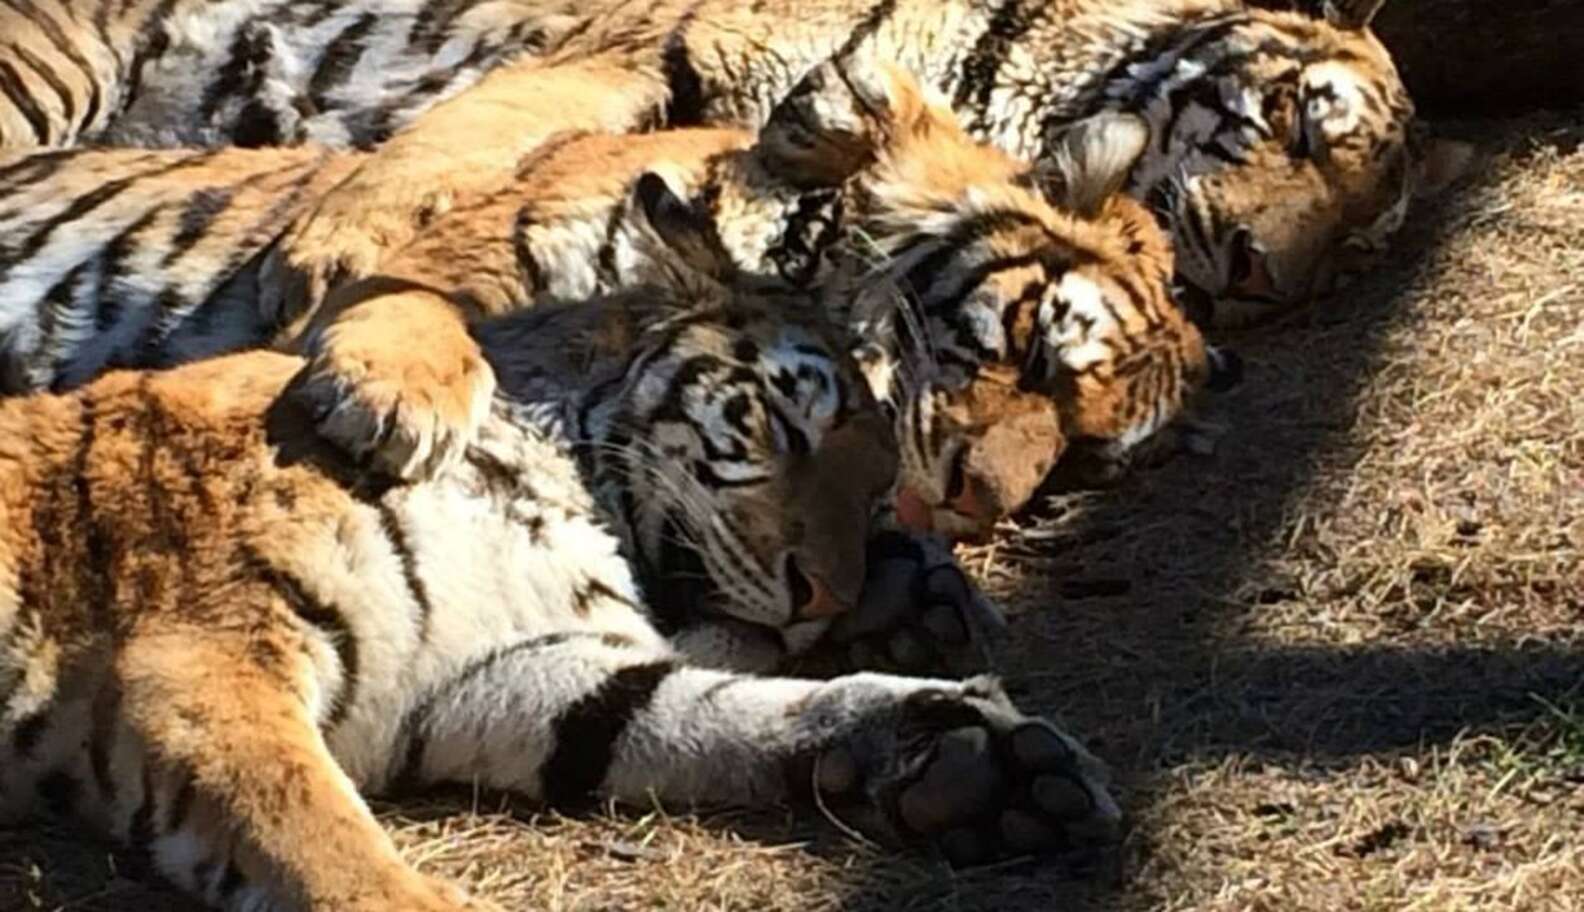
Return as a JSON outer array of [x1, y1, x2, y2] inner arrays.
[[894, 487, 934, 533]]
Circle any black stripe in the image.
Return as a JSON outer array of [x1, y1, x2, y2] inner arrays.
[[0, 58, 52, 144], [0, 147, 84, 194], [923, 250, 1047, 321], [1, 0, 104, 135], [35, 261, 90, 387], [594, 193, 630, 287], [835, 0, 899, 59], [0, 152, 213, 287], [186, 155, 336, 330], [199, 25, 273, 120], [1000, 275, 1050, 364], [571, 577, 640, 617], [408, 0, 476, 54], [74, 390, 112, 617], [307, 12, 378, 111], [95, 205, 166, 335], [660, 12, 704, 127], [768, 187, 843, 286], [389, 631, 623, 791], [241, 546, 359, 728], [162, 186, 238, 267], [120, 0, 179, 118], [374, 502, 436, 640], [951, 0, 1035, 133], [11, 41, 76, 131], [1094, 14, 1247, 112], [217, 863, 245, 900], [540, 660, 676, 809], [895, 208, 1061, 306]]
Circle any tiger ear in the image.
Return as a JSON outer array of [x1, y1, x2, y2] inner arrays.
[[635, 171, 738, 282], [1322, 0, 1387, 30], [1036, 111, 1150, 218], [754, 58, 910, 188]]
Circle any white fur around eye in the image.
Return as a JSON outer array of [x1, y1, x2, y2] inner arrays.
[[1043, 272, 1117, 373], [1303, 63, 1365, 136]]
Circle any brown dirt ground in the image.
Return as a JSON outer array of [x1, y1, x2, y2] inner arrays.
[[3, 111, 1581, 912]]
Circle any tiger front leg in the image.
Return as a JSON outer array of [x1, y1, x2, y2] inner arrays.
[[395, 634, 1119, 868], [116, 632, 497, 912]]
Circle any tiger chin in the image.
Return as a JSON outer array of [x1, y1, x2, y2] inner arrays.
[[0, 181, 1120, 912]]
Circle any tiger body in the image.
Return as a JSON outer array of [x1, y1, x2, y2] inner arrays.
[[0, 62, 1226, 539], [0, 144, 362, 392], [0, 248, 1124, 909], [0, 0, 1449, 536], [0, 0, 1444, 320]]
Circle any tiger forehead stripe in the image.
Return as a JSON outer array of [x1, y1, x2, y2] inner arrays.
[[763, 336, 842, 423]]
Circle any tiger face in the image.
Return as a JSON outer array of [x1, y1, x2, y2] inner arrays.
[[1124, 3, 1467, 325], [664, 60, 1238, 540], [832, 75, 1239, 539], [580, 175, 898, 639], [868, 188, 1233, 540]]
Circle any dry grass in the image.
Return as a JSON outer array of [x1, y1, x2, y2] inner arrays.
[[3, 111, 1581, 911]]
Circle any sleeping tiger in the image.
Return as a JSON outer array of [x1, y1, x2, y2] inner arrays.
[[0, 184, 1121, 912], [0, 0, 1461, 508], [0, 61, 1236, 546], [0, 0, 1466, 322]]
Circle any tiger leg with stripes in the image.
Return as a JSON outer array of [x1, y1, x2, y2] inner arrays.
[[387, 632, 1121, 870], [109, 629, 496, 912]]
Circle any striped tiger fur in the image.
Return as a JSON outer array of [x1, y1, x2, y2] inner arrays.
[[0, 0, 1464, 325], [0, 62, 1235, 542], [0, 201, 1121, 910]]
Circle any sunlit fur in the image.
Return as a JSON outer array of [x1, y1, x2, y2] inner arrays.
[[0, 0, 1441, 327], [0, 64, 1219, 538], [0, 273, 1122, 911]]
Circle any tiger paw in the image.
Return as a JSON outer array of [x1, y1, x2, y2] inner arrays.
[[294, 289, 495, 481], [814, 677, 1122, 867], [828, 530, 1006, 676]]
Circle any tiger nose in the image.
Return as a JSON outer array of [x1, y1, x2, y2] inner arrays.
[[787, 556, 850, 620], [1226, 228, 1278, 299]]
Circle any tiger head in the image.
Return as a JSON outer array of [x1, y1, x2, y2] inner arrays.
[[751, 61, 1240, 539], [514, 173, 898, 644], [1105, 0, 1471, 325]]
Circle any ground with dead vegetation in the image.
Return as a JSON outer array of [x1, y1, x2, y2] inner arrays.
[[3, 112, 1580, 912]]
